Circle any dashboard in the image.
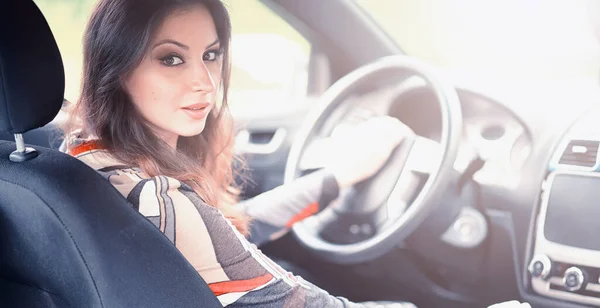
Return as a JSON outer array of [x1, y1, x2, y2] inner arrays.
[[306, 75, 600, 307], [382, 81, 600, 307], [528, 107, 600, 307]]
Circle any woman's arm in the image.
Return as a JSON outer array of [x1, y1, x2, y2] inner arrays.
[[240, 116, 412, 247], [239, 169, 340, 246]]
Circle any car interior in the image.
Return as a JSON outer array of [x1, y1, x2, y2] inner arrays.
[[3, 0, 600, 307]]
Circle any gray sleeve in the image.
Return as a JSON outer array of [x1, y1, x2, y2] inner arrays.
[[240, 169, 339, 246]]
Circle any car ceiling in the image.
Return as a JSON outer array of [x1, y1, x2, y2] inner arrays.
[[263, 0, 402, 79]]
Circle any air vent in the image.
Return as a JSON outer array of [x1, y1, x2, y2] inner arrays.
[[558, 140, 600, 167]]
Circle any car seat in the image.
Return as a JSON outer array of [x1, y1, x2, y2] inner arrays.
[[0, 1, 221, 307]]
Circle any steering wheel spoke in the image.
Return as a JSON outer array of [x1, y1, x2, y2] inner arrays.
[[384, 163, 423, 222], [345, 135, 440, 229], [404, 136, 443, 175]]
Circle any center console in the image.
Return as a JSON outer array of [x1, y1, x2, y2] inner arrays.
[[526, 103, 600, 306], [529, 146, 600, 305]]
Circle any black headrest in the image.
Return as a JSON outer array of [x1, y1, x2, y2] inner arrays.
[[0, 0, 65, 134]]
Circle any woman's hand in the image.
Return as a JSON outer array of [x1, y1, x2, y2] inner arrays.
[[325, 116, 413, 190]]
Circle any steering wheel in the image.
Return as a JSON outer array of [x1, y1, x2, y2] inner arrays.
[[284, 55, 463, 264]]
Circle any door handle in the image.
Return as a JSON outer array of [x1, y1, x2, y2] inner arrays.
[[235, 128, 287, 155]]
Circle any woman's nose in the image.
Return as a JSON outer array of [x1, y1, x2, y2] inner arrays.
[[191, 63, 216, 93]]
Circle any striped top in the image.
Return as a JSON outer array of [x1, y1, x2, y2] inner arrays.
[[69, 140, 413, 307], [69, 140, 339, 248]]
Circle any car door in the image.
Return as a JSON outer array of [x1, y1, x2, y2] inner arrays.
[[225, 0, 328, 198]]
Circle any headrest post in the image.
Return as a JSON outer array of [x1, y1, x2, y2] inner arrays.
[[14, 134, 25, 152], [9, 134, 38, 162]]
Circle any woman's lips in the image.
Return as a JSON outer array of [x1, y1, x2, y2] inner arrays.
[[182, 102, 211, 119]]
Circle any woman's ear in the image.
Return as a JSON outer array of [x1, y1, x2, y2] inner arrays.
[[119, 74, 130, 92]]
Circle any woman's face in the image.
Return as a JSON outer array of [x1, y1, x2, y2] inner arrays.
[[123, 4, 222, 148]]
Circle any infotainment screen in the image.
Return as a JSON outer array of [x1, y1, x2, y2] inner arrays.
[[544, 173, 600, 251]]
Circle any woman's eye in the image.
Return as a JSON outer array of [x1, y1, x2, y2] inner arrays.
[[203, 50, 220, 62], [161, 55, 184, 66]]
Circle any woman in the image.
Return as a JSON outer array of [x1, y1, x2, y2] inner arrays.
[[64, 0, 415, 306]]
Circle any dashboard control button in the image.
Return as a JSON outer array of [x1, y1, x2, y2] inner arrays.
[[563, 267, 586, 292], [528, 255, 552, 279]]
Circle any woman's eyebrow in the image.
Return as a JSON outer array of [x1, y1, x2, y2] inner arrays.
[[153, 39, 189, 50], [206, 38, 219, 49]]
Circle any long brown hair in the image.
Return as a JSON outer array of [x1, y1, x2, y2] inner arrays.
[[65, 0, 249, 234]]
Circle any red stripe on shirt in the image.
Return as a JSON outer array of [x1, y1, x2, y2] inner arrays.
[[70, 140, 103, 156], [285, 202, 318, 228], [209, 273, 274, 296]]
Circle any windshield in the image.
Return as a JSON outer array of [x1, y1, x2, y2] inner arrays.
[[356, 0, 600, 82]]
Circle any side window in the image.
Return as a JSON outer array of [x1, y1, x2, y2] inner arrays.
[[224, 0, 311, 106]]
